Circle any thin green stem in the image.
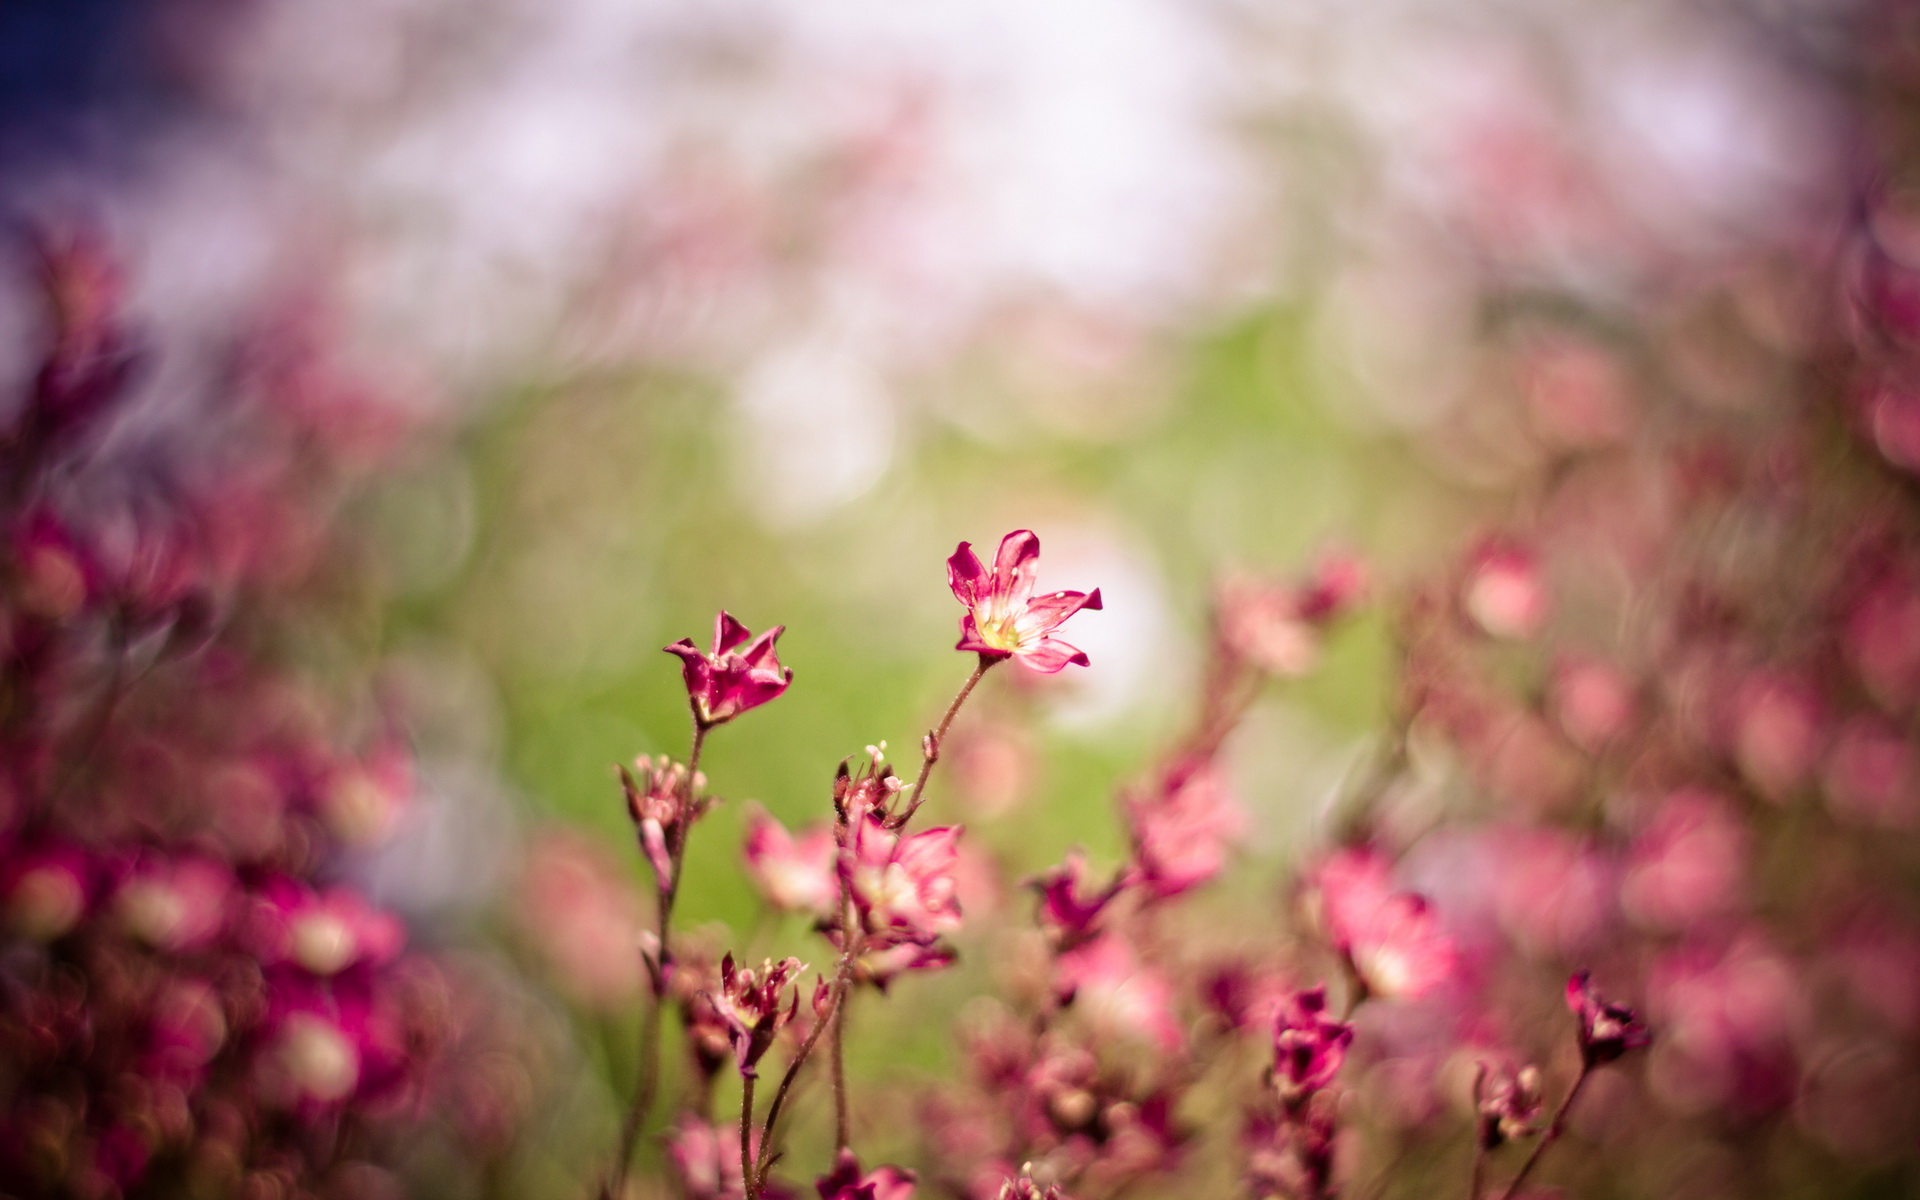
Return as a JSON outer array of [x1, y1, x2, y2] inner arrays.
[[605, 716, 710, 1200], [740, 1073, 758, 1200], [892, 657, 994, 828]]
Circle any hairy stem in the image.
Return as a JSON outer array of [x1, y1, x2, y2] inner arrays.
[[1496, 1066, 1589, 1200], [606, 717, 710, 1200], [741, 1073, 758, 1200], [892, 657, 994, 828], [753, 939, 860, 1188]]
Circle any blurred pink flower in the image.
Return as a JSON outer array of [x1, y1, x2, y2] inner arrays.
[[841, 812, 964, 949], [516, 832, 645, 1010], [948, 530, 1102, 673], [1823, 716, 1918, 829], [621, 754, 710, 887], [816, 1147, 917, 1200], [1462, 545, 1548, 640], [1308, 848, 1456, 1000], [742, 805, 838, 919], [665, 610, 793, 726], [1620, 789, 1749, 931], [1216, 552, 1368, 676], [1031, 849, 1124, 949], [1566, 970, 1651, 1068], [1054, 936, 1184, 1054], [1123, 761, 1247, 899], [1270, 986, 1353, 1103], [1731, 673, 1823, 800], [1549, 656, 1637, 753]]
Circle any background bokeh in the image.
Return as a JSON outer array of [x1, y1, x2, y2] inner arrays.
[[2, 0, 1906, 1196]]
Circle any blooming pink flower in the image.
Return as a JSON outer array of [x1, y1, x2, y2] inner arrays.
[[665, 610, 793, 726], [1270, 986, 1353, 1103], [709, 954, 805, 1076], [1123, 761, 1247, 899], [947, 530, 1102, 672], [841, 812, 964, 950], [1565, 970, 1651, 1067], [742, 805, 839, 918], [816, 1148, 917, 1200]]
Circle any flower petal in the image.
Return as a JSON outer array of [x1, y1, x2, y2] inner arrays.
[[713, 611, 752, 656], [1016, 637, 1089, 673], [991, 530, 1042, 606], [947, 542, 986, 607]]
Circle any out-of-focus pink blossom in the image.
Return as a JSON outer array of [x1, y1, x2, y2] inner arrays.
[[667, 1115, 747, 1200], [1031, 850, 1124, 949], [1566, 970, 1651, 1068], [1462, 545, 1548, 640], [1731, 673, 1824, 800], [1549, 656, 1637, 753], [742, 805, 838, 918], [1475, 1063, 1543, 1148], [1054, 936, 1184, 1054], [1620, 789, 1749, 931], [516, 831, 645, 1010], [3, 844, 92, 941], [997, 1173, 1068, 1200], [1123, 761, 1247, 899], [112, 855, 234, 952], [948, 530, 1102, 673], [1216, 553, 1368, 676], [1822, 716, 1918, 829], [816, 1147, 917, 1200], [665, 610, 793, 726], [1307, 848, 1456, 1000], [1270, 986, 1353, 1103], [1489, 827, 1614, 957], [1846, 576, 1920, 713], [1520, 335, 1634, 451], [841, 812, 964, 950]]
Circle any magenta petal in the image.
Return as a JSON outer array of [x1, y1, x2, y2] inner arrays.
[[991, 530, 1041, 605], [1017, 638, 1089, 674], [713, 611, 752, 656], [947, 542, 986, 606], [740, 625, 785, 669], [1021, 589, 1099, 630]]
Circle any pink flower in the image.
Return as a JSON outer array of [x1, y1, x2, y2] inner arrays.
[[1031, 849, 1125, 949], [1217, 553, 1368, 676], [709, 954, 805, 1076], [742, 805, 839, 918], [1462, 544, 1548, 640], [1620, 789, 1749, 931], [621, 754, 711, 887], [1123, 761, 1248, 899], [1270, 986, 1353, 1103], [665, 610, 793, 726], [841, 813, 964, 949], [1565, 970, 1651, 1067], [1474, 1064, 1543, 1149], [1307, 849, 1456, 1000], [1054, 936, 1185, 1054], [948, 530, 1102, 673], [815, 1148, 917, 1200]]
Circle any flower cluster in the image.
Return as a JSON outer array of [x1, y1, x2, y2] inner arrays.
[[0, 232, 528, 1196]]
